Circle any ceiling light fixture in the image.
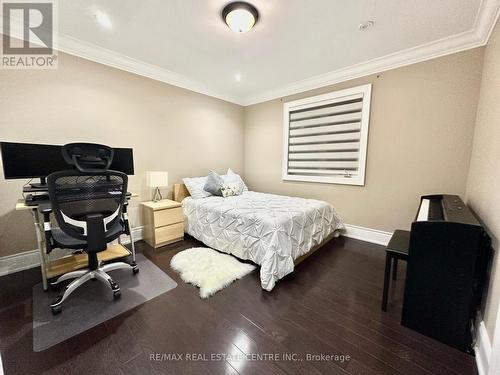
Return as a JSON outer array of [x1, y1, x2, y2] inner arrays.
[[95, 10, 112, 29], [222, 2, 259, 33], [235, 73, 242, 82]]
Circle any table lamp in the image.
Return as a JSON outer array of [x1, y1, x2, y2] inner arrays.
[[147, 171, 168, 202]]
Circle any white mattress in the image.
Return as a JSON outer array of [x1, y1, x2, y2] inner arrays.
[[182, 191, 344, 291]]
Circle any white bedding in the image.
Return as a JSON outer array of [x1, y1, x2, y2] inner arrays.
[[182, 191, 344, 291]]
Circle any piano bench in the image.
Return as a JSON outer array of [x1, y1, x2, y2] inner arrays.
[[382, 230, 410, 312]]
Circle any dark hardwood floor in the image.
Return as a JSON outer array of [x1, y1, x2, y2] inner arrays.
[[0, 236, 478, 375]]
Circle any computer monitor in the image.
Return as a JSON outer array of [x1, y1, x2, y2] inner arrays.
[[109, 148, 134, 176], [0, 142, 134, 185]]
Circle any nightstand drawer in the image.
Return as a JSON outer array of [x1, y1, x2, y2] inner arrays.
[[155, 222, 184, 245], [154, 207, 183, 227], [141, 199, 184, 249]]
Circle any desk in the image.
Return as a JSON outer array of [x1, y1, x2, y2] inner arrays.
[[15, 192, 139, 290]]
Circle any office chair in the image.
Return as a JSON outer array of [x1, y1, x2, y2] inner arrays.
[[42, 143, 138, 315]]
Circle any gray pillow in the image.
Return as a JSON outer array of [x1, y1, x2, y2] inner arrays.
[[203, 170, 224, 196]]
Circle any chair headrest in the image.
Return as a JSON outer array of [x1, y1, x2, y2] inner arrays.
[[62, 143, 114, 173]]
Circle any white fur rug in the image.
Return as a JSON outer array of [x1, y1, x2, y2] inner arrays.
[[170, 247, 256, 298]]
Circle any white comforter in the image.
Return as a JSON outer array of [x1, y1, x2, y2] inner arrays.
[[182, 191, 344, 291]]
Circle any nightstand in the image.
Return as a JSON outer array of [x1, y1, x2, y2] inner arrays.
[[141, 199, 184, 249]]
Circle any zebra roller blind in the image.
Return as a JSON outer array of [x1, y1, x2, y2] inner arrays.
[[282, 84, 372, 185]]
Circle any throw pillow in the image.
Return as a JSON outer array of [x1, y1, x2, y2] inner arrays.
[[203, 170, 224, 196], [221, 182, 242, 197]]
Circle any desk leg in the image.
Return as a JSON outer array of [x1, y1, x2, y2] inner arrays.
[[129, 228, 136, 263], [33, 210, 48, 291]]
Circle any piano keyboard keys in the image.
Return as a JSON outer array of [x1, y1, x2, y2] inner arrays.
[[417, 198, 430, 221]]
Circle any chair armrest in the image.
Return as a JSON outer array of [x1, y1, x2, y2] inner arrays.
[[38, 203, 54, 254]]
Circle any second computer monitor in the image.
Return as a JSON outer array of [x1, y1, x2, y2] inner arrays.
[[0, 142, 134, 180]]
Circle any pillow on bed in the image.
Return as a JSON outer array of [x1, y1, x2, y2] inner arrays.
[[220, 182, 242, 197], [224, 168, 248, 192], [182, 176, 212, 199], [203, 170, 224, 196]]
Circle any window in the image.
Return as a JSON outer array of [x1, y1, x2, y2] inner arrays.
[[282, 84, 372, 186]]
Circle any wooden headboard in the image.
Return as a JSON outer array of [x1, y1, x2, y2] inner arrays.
[[173, 184, 190, 202]]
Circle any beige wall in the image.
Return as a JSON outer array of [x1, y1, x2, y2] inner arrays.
[[0, 25, 497, 342], [0, 52, 244, 257], [244, 48, 484, 233], [466, 21, 500, 339]]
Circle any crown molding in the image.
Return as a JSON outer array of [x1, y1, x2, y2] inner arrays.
[[3, 0, 500, 107], [243, 0, 500, 106], [55, 34, 246, 106], [1, 14, 245, 105], [476, 0, 500, 44]]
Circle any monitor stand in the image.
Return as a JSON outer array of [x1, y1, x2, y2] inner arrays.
[[29, 177, 47, 189]]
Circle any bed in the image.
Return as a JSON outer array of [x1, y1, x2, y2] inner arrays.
[[173, 184, 344, 291]]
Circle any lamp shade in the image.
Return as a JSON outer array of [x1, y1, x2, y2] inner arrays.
[[146, 171, 168, 188]]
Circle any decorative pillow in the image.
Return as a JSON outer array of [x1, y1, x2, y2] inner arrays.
[[220, 182, 242, 198], [224, 168, 248, 192], [203, 170, 224, 196], [182, 176, 211, 199]]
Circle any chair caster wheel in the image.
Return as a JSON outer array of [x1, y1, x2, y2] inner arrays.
[[132, 267, 139, 275], [51, 303, 62, 315], [51, 305, 62, 315], [113, 290, 121, 300], [51, 295, 63, 314]]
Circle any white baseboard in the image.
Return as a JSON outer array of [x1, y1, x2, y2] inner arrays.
[[1, 223, 390, 274], [120, 226, 144, 245], [475, 320, 492, 375], [0, 226, 144, 277], [342, 224, 393, 246], [0, 249, 40, 277]]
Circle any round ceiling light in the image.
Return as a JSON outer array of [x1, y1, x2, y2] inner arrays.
[[222, 2, 259, 33]]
